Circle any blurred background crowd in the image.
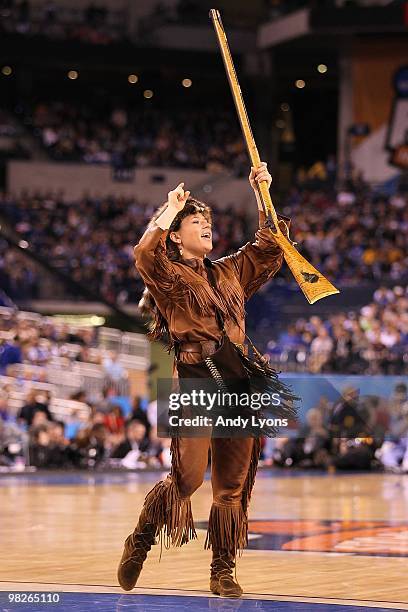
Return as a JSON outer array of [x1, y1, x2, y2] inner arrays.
[[2, 374, 407, 474], [0, 308, 172, 471], [0, 384, 172, 471], [24, 103, 248, 173], [265, 381, 408, 473], [0, 0, 128, 44], [266, 285, 407, 375], [1, 184, 406, 305]]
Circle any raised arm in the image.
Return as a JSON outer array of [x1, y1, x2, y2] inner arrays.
[[133, 183, 190, 295], [216, 162, 290, 299]]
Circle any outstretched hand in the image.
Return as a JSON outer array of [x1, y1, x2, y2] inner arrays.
[[249, 162, 272, 192]]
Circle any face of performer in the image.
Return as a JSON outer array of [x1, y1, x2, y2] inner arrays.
[[170, 212, 213, 259]]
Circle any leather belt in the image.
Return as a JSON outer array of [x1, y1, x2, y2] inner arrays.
[[179, 340, 248, 358]]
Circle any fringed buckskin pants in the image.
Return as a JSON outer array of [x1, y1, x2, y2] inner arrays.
[[142, 435, 261, 554]]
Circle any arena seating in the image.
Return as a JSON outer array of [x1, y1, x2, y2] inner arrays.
[[266, 285, 407, 375], [1, 186, 406, 306], [20, 103, 248, 174], [0, 306, 149, 399]]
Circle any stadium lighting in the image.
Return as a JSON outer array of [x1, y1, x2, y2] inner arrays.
[[128, 74, 138, 84], [295, 79, 305, 89], [143, 89, 153, 99], [2, 66, 12, 76], [281, 103, 290, 112], [318, 64, 328, 74], [68, 70, 79, 80], [182, 78, 192, 88]]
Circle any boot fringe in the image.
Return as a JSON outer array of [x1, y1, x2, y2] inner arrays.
[[143, 438, 197, 549], [204, 502, 248, 556]]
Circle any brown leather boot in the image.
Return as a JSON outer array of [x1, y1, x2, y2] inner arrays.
[[210, 549, 243, 598], [117, 509, 156, 591]]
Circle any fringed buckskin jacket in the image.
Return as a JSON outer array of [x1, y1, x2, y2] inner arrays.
[[134, 210, 289, 364]]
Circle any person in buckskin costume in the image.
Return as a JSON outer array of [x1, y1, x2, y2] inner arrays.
[[118, 162, 290, 598]]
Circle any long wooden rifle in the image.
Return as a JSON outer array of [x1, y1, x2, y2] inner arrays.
[[209, 9, 339, 304]]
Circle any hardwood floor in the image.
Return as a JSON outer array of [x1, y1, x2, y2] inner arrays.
[[1, 471, 408, 610]]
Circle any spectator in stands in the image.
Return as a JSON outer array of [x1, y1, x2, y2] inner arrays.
[[331, 437, 378, 471], [75, 346, 100, 364], [18, 389, 54, 426], [103, 352, 129, 395], [377, 383, 408, 473], [111, 420, 148, 461], [76, 422, 108, 468], [309, 327, 333, 373], [0, 415, 27, 466], [328, 387, 366, 439], [0, 335, 22, 375], [28, 419, 71, 468], [128, 396, 151, 437], [28, 424, 52, 468], [0, 0, 126, 43], [65, 407, 89, 441], [145, 424, 169, 468], [71, 389, 88, 403], [274, 407, 330, 469], [104, 405, 125, 435], [21, 100, 248, 172], [0, 239, 39, 301], [0, 394, 13, 422], [103, 351, 126, 382], [157, 436, 172, 469], [47, 421, 70, 467], [48, 420, 68, 445], [326, 388, 383, 471], [96, 387, 116, 414], [30, 410, 50, 428]]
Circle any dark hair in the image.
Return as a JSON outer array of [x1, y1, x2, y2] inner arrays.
[[126, 418, 146, 432], [139, 197, 212, 346], [147, 197, 212, 262]]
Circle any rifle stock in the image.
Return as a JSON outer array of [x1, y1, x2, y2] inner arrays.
[[209, 8, 339, 304]]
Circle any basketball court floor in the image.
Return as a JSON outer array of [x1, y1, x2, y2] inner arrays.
[[1, 470, 408, 611]]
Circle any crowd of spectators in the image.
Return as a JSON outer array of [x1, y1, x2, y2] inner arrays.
[[0, 0, 127, 45], [267, 285, 407, 375], [0, 384, 171, 471], [0, 237, 40, 303], [1, 185, 406, 306], [0, 310, 132, 399], [0, 110, 31, 161], [24, 102, 248, 174], [0, 191, 251, 305], [2, 376, 408, 473], [0, 309, 164, 471], [280, 186, 407, 286], [263, 382, 408, 473]]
